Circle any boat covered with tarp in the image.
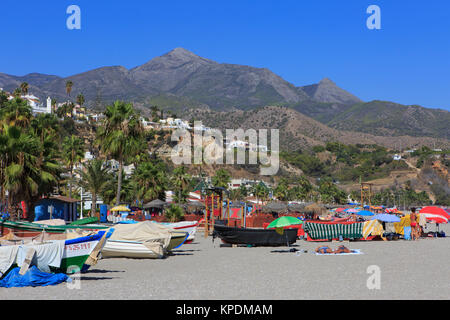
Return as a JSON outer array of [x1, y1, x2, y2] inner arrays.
[[213, 224, 298, 246], [0, 228, 114, 278], [101, 221, 188, 259]]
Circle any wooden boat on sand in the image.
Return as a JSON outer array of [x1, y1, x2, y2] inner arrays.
[[101, 221, 188, 259], [213, 224, 298, 246], [0, 219, 108, 238], [0, 229, 114, 275]]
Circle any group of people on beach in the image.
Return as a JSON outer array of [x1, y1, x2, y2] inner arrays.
[[315, 245, 355, 254]]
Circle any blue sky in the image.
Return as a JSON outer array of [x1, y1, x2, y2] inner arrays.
[[1, 0, 449, 110]]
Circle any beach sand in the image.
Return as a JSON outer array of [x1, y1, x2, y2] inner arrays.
[[1, 224, 449, 300]]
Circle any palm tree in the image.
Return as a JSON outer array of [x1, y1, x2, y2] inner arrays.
[[76, 94, 85, 107], [57, 102, 75, 119], [20, 82, 29, 96], [171, 166, 191, 204], [229, 188, 242, 201], [274, 179, 289, 201], [239, 184, 248, 198], [1, 124, 60, 220], [211, 168, 231, 189], [96, 101, 144, 205], [62, 135, 85, 198], [31, 113, 59, 144], [51, 98, 57, 113], [252, 182, 269, 206], [297, 175, 313, 201], [65, 80, 73, 97], [150, 105, 159, 121], [211, 168, 231, 206], [0, 97, 33, 128], [76, 159, 110, 216], [13, 88, 22, 98], [164, 204, 184, 222], [30, 113, 60, 168], [131, 160, 167, 204]]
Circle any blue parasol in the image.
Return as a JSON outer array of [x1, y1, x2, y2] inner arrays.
[[370, 214, 401, 223], [357, 210, 375, 216]]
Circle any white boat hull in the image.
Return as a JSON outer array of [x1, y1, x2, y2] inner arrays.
[[102, 240, 164, 259], [157, 221, 198, 242]]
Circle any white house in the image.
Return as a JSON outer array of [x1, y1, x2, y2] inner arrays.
[[227, 140, 248, 150], [8, 93, 52, 115], [84, 151, 95, 161]]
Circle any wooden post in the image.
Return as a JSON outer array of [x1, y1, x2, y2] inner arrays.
[[244, 201, 247, 228], [204, 195, 209, 238], [227, 198, 230, 226], [210, 194, 215, 235]]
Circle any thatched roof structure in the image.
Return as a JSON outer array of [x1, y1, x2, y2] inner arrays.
[[304, 203, 328, 216], [143, 199, 167, 209], [186, 201, 206, 209], [261, 201, 288, 213], [287, 203, 307, 212]]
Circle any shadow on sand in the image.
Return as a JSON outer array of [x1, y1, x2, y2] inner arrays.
[[84, 269, 125, 274]]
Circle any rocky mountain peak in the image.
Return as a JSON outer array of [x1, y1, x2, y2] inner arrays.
[[318, 77, 336, 86]]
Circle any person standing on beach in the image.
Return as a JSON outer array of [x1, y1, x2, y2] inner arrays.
[[410, 207, 418, 241]]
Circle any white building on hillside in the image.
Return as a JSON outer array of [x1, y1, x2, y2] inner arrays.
[[8, 93, 52, 115]]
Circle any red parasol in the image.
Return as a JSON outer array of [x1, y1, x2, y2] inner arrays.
[[419, 206, 450, 220]]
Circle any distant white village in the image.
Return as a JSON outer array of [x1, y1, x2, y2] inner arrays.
[[1, 88, 273, 213]]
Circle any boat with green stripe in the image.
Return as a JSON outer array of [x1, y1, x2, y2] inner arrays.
[[0, 219, 109, 238]]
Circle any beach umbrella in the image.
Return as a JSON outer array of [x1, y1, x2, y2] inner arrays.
[[419, 207, 450, 220], [420, 213, 448, 224], [370, 214, 401, 223], [335, 208, 346, 213], [110, 205, 130, 212], [267, 216, 303, 229], [267, 216, 303, 247], [345, 208, 358, 214], [356, 210, 375, 216]]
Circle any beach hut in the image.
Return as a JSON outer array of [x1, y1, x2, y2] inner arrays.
[[143, 199, 168, 217], [34, 195, 79, 222]]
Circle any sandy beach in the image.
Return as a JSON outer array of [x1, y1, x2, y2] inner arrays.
[[1, 224, 449, 300]]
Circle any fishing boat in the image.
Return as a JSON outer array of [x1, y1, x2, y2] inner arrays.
[[0, 219, 109, 238], [102, 239, 165, 259], [153, 220, 198, 243], [213, 224, 298, 246], [101, 221, 189, 259], [102, 230, 188, 259], [167, 231, 190, 250], [0, 229, 114, 275]]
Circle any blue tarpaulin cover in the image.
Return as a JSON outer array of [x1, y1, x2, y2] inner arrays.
[[0, 266, 70, 288]]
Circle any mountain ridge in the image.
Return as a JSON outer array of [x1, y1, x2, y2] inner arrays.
[[0, 47, 449, 140]]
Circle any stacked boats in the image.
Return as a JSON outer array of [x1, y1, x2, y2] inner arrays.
[[0, 224, 114, 278], [0, 218, 199, 283]]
